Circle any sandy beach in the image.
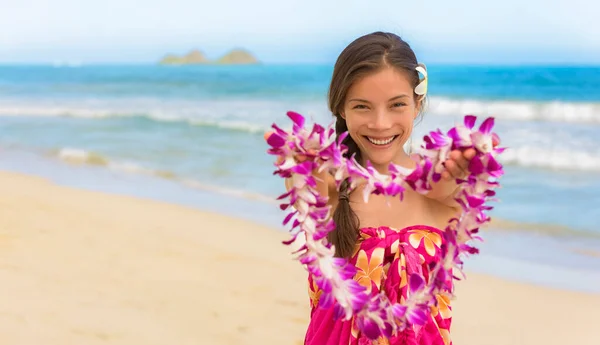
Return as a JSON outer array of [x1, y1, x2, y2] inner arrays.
[[0, 170, 598, 345]]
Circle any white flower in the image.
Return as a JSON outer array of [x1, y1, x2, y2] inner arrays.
[[414, 63, 428, 96]]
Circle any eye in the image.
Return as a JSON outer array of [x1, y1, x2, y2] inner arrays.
[[392, 102, 407, 108], [353, 104, 368, 110]]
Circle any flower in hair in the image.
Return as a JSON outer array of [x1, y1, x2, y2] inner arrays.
[[414, 63, 428, 96]]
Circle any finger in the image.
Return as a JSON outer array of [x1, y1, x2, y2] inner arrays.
[[450, 150, 470, 172], [441, 170, 452, 180], [492, 133, 500, 148], [264, 131, 273, 142], [449, 150, 462, 161], [297, 149, 318, 163], [456, 156, 470, 172], [463, 148, 476, 160], [445, 159, 467, 179], [457, 149, 477, 172]]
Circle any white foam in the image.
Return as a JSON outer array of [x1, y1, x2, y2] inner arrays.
[[10, 96, 600, 174], [427, 97, 600, 124], [188, 119, 267, 133], [57, 147, 159, 175], [499, 146, 600, 172], [0, 97, 323, 134], [1, 96, 598, 127], [57, 147, 108, 165], [57, 147, 93, 162], [54, 146, 279, 204], [407, 135, 600, 172]]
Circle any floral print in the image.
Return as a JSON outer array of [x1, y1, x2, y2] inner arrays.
[[408, 229, 442, 257], [305, 225, 453, 345], [355, 248, 384, 294]]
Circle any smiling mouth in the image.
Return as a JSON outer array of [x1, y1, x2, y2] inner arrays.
[[365, 135, 398, 146]]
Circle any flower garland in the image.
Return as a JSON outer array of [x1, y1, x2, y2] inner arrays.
[[266, 111, 505, 340]]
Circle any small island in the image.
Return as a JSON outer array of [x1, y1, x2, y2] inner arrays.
[[159, 50, 208, 65], [159, 48, 259, 65]]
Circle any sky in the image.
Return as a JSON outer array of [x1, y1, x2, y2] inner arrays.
[[1, 0, 598, 64]]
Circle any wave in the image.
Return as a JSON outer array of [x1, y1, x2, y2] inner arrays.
[[426, 97, 600, 124], [186, 119, 267, 133], [46, 146, 600, 240], [408, 141, 600, 173], [44, 138, 600, 178], [56, 147, 177, 178], [497, 146, 600, 172], [0, 96, 599, 129], [54, 147, 278, 203], [55, 140, 600, 225], [0, 101, 283, 134]]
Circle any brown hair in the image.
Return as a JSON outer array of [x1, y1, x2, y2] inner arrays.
[[327, 31, 424, 258]]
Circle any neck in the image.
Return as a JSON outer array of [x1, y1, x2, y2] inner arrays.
[[359, 151, 415, 175]]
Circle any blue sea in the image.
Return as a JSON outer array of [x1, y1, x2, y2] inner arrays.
[[1, 64, 599, 291]]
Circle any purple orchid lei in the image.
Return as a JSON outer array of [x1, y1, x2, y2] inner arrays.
[[266, 111, 505, 340]]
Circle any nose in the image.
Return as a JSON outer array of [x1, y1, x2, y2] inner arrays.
[[367, 108, 392, 130]]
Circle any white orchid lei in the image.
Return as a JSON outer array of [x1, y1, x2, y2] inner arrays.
[[266, 110, 505, 340]]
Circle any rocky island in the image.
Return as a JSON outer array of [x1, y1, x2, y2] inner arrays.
[[159, 48, 259, 65], [159, 50, 208, 65]]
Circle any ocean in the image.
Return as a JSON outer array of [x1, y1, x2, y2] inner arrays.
[[1, 64, 599, 290]]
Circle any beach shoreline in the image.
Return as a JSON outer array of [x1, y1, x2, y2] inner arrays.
[[0, 169, 599, 344], [1, 148, 600, 292]]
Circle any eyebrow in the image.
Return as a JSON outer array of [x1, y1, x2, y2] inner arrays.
[[348, 95, 410, 103]]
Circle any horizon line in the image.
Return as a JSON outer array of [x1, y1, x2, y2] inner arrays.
[[0, 61, 599, 68]]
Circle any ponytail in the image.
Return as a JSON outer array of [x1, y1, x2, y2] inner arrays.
[[328, 117, 361, 258]]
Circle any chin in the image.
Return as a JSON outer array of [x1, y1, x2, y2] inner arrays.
[[361, 150, 400, 169]]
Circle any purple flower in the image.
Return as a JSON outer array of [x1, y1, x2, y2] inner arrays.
[[286, 110, 305, 128], [406, 305, 429, 326], [267, 111, 506, 340], [391, 303, 407, 319], [464, 115, 477, 129], [358, 315, 382, 340]]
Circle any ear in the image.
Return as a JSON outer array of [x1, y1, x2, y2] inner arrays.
[[414, 96, 424, 118], [340, 111, 346, 120]]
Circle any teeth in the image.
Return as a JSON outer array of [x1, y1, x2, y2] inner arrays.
[[367, 136, 395, 145]]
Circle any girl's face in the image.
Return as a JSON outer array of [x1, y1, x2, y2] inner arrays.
[[341, 66, 420, 171]]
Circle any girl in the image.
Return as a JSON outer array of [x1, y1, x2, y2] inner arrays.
[[270, 31, 475, 345]]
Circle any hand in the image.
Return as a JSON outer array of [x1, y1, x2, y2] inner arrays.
[[441, 148, 476, 180]]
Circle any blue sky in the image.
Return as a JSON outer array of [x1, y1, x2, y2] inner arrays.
[[1, 0, 598, 64]]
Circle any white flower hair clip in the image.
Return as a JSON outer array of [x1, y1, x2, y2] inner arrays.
[[414, 63, 428, 96]]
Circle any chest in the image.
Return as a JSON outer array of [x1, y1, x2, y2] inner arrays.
[[346, 186, 442, 230]]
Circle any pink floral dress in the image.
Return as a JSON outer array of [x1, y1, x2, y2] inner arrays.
[[304, 225, 453, 345]]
